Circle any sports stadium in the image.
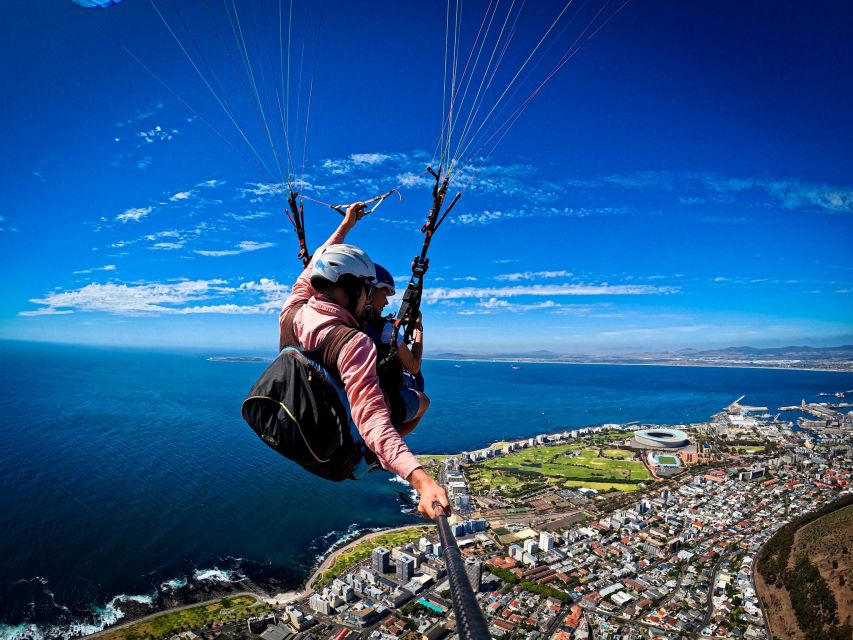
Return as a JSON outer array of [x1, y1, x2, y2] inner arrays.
[[632, 428, 691, 449]]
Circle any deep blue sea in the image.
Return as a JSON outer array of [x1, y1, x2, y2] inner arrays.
[[1, 340, 852, 639]]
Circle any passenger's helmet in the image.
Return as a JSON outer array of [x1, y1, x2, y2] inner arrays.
[[310, 244, 376, 286], [372, 263, 396, 296]]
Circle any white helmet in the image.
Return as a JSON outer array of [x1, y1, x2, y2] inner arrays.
[[311, 244, 376, 285]]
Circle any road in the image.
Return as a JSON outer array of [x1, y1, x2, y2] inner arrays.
[[85, 592, 260, 639], [691, 552, 731, 639]]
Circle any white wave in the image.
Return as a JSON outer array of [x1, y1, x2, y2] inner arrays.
[[0, 609, 132, 640], [192, 568, 247, 583], [388, 475, 408, 485], [1, 622, 44, 640], [310, 524, 384, 565], [160, 577, 188, 590], [113, 594, 155, 606], [13, 577, 49, 586]]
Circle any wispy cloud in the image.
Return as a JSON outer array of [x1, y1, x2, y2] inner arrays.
[[572, 171, 853, 215], [467, 298, 562, 314], [194, 240, 275, 257], [701, 216, 749, 224], [240, 182, 289, 201], [137, 125, 178, 144], [116, 207, 153, 223], [115, 101, 164, 128], [453, 206, 622, 226], [598, 324, 711, 337], [495, 270, 572, 282], [20, 277, 289, 317], [150, 242, 184, 250], [321, 152, 394, 174], [167, 179, 225, 203], [73, 264, 117, 275], [225, 210, 274, 221], [423, 282, 678, 304]]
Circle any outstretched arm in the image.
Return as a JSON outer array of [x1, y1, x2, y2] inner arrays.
[[408, 468, 450, 520], [326, 202, 365, 247], [280, 202, 366, 330]]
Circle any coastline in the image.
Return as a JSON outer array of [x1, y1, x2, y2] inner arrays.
[[425, 356, 853, 373], [300, 523, 428, 592]]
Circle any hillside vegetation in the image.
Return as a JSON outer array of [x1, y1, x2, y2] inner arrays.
[[756, 495, 853, 640]]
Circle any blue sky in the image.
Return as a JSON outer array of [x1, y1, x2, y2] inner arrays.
[[1, 1, 851, 353]]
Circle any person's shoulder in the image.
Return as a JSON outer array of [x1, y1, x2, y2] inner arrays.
[[340, 328, 376, 355]]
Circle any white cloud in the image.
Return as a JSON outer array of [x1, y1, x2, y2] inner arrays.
[[423, 283, 678, 304], [194, 240, 275, 257], [495, 270, 572, 282], [116, 206, 153, 223], [164, 180, 224, 204], [138, 125, 178, 144], [240, 182, 289, 201], [197, 179, 225, 188], [350, 153, 390, 165], [21, 279, 234, 316], [322, 152, 392, 175], [579, 171, 853, 215], [598, 324, 711, 337], [195, 249, 241, 257], [73, 264, 117, 275], [470, 298, 562, 314], [150, 242, 184, 250], [238, 240, 275, 252], [20, 277, 294, 317], [701, 216, 749, 224], [226, 211, 273, 221], [453, 206, 621, 227], [115, 102, 164, 128], [145, 230, 181, 240], [137, 157, 152, 170]]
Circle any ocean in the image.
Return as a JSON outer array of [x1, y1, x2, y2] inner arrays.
[[1, 340, 851, 640]]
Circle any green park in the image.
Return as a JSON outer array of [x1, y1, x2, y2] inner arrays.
[[312, 526, 433, 587], [466, 443, 652, 496], [95, 595, 267, 640]]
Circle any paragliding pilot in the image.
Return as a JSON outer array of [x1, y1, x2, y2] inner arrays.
[[242, 203, 449, 520], [363, 264, 430, 437]]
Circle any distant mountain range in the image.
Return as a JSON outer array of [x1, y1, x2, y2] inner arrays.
[[431, 345, 853, 371]]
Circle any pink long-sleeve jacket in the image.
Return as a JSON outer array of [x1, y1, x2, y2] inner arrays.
[[278, 238, 421, 481]]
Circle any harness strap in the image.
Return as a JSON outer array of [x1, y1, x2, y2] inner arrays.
[[280, 298, 360, 381], [315, 325, 360, 380], [280, 299, 308, 351]]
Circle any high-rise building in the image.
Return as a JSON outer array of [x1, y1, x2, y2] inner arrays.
[[372, 546, 390, 574], [523, 539, 539, 555], [463, 557, 482, 592], [539, 531, 554, 552], [396, 554, 415, 583], [309, 593, 332, 615]]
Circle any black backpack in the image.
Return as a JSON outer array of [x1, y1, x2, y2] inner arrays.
[[241, 302, 362, 481]]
